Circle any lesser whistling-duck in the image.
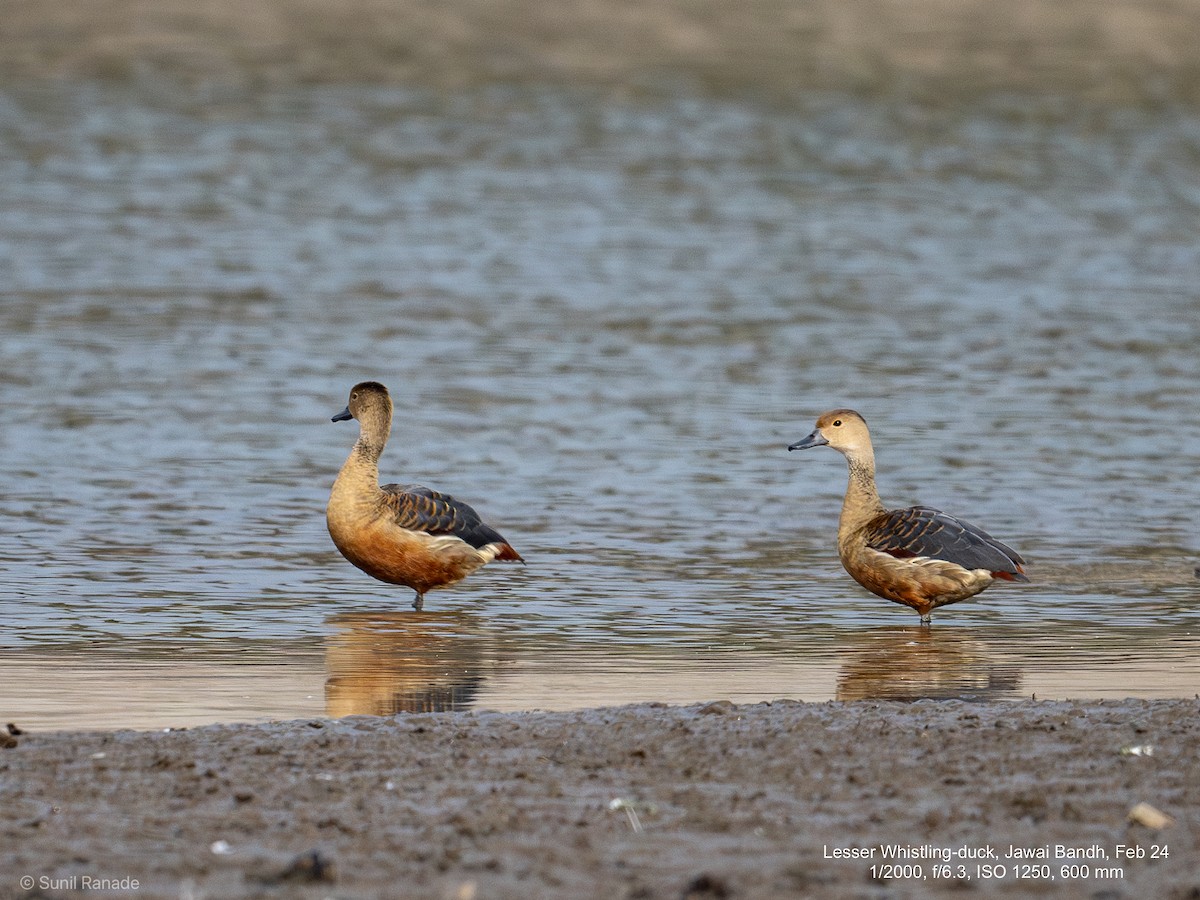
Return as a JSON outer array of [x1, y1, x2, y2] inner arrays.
[[326, 382, 522, 610], [788, 409, 1027, 623]]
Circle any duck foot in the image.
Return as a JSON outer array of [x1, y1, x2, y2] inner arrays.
[[919, 612, 932, 626]]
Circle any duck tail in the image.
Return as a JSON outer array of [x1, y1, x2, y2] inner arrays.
[[485, 542, 525, 564], [991, 568, 1029, 583]]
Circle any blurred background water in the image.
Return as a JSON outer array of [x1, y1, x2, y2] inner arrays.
[[1, 0, 1198, 729]]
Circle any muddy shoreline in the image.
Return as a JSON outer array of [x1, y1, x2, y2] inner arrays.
[[2, 699, 1196, 898], [4, 0, 1200, 104]]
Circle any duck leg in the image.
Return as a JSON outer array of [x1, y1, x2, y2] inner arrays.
[[412, 592, 424, 611]]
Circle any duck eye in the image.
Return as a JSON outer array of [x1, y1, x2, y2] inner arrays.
[[832, 419, 842, 427]]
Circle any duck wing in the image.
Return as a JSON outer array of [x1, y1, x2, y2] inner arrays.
[[380, 483, 522, 559], [865, 506, 1027, 580]]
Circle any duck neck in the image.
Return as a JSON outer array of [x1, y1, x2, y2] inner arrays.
[[839, 447, 886, 534], [352, 430, 386, 470], [334, 410, 390, 497]]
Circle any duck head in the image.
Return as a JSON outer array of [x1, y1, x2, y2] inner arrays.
[[788, 408, 872, 456]]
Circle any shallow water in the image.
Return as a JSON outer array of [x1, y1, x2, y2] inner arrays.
[[2, 77, 1199, 730]]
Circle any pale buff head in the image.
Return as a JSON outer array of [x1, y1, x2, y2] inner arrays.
[[788, 408, 873, 458]]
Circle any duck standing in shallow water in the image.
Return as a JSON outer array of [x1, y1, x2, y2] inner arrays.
[[788, 409, 1027, 623], [327, 382, 523, 610]]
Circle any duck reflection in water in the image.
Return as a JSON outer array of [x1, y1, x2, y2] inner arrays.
[[325, 611, 501, 716], [836, 626, 1021, 702]]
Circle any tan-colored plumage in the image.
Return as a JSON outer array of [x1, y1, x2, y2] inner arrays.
[[326, 382, 522, 610], [789, 409, 1027, 624]]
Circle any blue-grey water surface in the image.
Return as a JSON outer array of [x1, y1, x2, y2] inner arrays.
[[2, 79, 1199, 729]]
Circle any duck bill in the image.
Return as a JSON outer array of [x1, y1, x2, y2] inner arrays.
[[331, 406, 353, 423], [787, 430, 828, 451]]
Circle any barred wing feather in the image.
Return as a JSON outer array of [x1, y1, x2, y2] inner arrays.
[[380, 483, 515, 554], [864, 506, 1027, 579]]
